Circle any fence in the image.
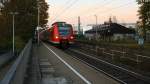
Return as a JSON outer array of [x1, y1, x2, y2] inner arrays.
[[0, 39, 32, 84], [78, 43, 150, 64]]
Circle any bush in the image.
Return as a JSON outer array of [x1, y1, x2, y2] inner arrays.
[[0, 36, 26, 53], [15, 36, 26, 52]]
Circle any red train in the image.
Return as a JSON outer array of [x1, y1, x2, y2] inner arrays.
[[40, 22, 74, 48]]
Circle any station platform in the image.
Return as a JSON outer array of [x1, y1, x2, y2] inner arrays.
[[27, 42, 119, 84]]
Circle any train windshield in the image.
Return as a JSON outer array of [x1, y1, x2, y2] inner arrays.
[[58, 27, 71, 36]]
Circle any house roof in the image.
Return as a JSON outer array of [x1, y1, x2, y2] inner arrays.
[[85, 23, 135, 34]]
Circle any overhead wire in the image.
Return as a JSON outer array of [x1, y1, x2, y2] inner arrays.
[[53, 0, 113, 24], [52, 0, 72, 18], [64, 0, 134, 23], [49, 0, 73, 24], [62, 0, 112, 21], [50, 0, 79, 24], [61, 0, 121, 23], [77, 0, 112, 16], [94, 1, 134, 15], [84, 1, 134, 24]]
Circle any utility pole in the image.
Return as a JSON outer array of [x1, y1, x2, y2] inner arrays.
[[94, 15, 98, 55], [94, 15, 98, 41], [10, 12, 18, 56], [38, 3, 40, 26], [78, 16, 81, 35], [37, 0, 40, 45]]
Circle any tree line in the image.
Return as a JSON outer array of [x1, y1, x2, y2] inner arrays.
[[0, 0, 48, 51], [137, 0, 150, 41]]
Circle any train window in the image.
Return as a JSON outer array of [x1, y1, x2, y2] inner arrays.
[[56, 22, 66, 27], [58, 27, 71, 36]]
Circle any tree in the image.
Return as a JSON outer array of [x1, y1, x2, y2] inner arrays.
[[39, 0, 49, 27], [0, 0, 49, 51], [137, 0, 150, 40]]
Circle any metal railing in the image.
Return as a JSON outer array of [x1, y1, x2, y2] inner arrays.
[[98, 47, 150, 63], [0, 39, 32, 84], [78, 43, 150, 64]]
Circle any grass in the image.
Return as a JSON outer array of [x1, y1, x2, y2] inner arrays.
[[76, 39, 150, 50]]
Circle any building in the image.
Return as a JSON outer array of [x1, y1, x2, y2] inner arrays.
[[85, 23, 135, 41], [72, 25, 83, 35], [120, 23, 136, 29]]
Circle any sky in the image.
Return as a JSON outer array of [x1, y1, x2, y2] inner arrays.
[[45, 0, 139, 26]]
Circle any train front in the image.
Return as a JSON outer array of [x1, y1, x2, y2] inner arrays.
[[58, 23, 74, 48]]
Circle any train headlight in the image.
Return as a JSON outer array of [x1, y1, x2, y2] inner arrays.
[[70, 36, 74, 39], [55, 36, 59, 39]]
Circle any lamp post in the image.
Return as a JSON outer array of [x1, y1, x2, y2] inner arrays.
[[94, 15, 98, 55], [37, 2, 40, 27], [10, 12, 18, 56], [37, 0, 41, 45], [94, 15, 98, 41], [36, 0, 40, 45]]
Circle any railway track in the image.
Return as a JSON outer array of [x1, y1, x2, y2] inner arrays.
[[65, 47, 150, 84]]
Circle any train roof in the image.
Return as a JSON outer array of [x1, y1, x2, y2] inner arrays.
[[66, 24, 72, 27], [51, 22, 73, 27], [52, 22, 66, 26]]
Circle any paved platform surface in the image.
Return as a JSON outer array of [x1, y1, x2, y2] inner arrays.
[[29, 42, 119, 84]]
